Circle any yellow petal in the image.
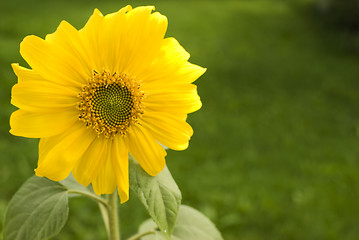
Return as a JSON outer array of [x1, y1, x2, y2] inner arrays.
[[45, 20, 93, 75], [100, 5, 132, 73], [20, 35, 87, 87], [159, 37, 190, 62], [128, 124, 167, 176], [111, 135, 129, 203], [72, 136, 108, 186], [140, 112, 193, 151], [11, 80, 78, 112], [35, 122, 97, 181], [92, 140, 117, 195], [81, 6, 167, 74], [79, 9, 104, 72], [12, 64, 43, 84], [10, 109, 78, 138], [93, 6, 167, 76], [143, 84, 202, 114], [138, 37, 206, 86], [118, 6, 168, 75]]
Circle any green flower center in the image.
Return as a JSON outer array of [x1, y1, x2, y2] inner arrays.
[[92, 84, 134, 127], [78, 71, 144, 138]]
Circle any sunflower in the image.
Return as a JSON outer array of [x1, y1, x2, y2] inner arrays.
[[10, 5, 205, 203]]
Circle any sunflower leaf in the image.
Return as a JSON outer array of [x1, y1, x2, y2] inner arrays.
[[3, 175, 69, 240], [137, 205, 223, 240], [129, 156, 182, 238]]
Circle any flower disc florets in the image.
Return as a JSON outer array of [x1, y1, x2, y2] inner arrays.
[[78, 71, 144, 138]]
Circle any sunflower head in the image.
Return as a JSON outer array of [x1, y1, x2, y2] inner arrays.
[[10, 5, 206, 203]]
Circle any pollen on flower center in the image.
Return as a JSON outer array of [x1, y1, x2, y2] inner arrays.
[[78, 71, 144, 138]]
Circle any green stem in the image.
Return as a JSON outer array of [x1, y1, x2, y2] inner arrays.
[[108, 191, 120, 240], [127, 230, 156, 240], [68, 189, 108, 207]]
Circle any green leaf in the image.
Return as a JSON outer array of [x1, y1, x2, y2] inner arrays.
[[137, 220, 169, 240], [137, 205, 223, 240], [129, 157, 182, 238], [3, 176, 69, 240], [171, 205, 223, 240]]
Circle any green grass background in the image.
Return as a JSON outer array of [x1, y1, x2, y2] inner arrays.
[[1, 0, 359, 239]]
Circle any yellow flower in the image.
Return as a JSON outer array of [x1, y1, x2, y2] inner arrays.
[[10, 6, 205, 203]]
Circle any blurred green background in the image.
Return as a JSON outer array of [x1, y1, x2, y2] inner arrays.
[[1, 0, 359, 239]]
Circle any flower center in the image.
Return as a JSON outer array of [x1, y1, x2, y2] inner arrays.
[[78, 71, 144, 138], [92, 84, 133, 127]]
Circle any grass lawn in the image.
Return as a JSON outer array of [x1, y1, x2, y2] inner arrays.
[[1, 0, 359, 239]]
